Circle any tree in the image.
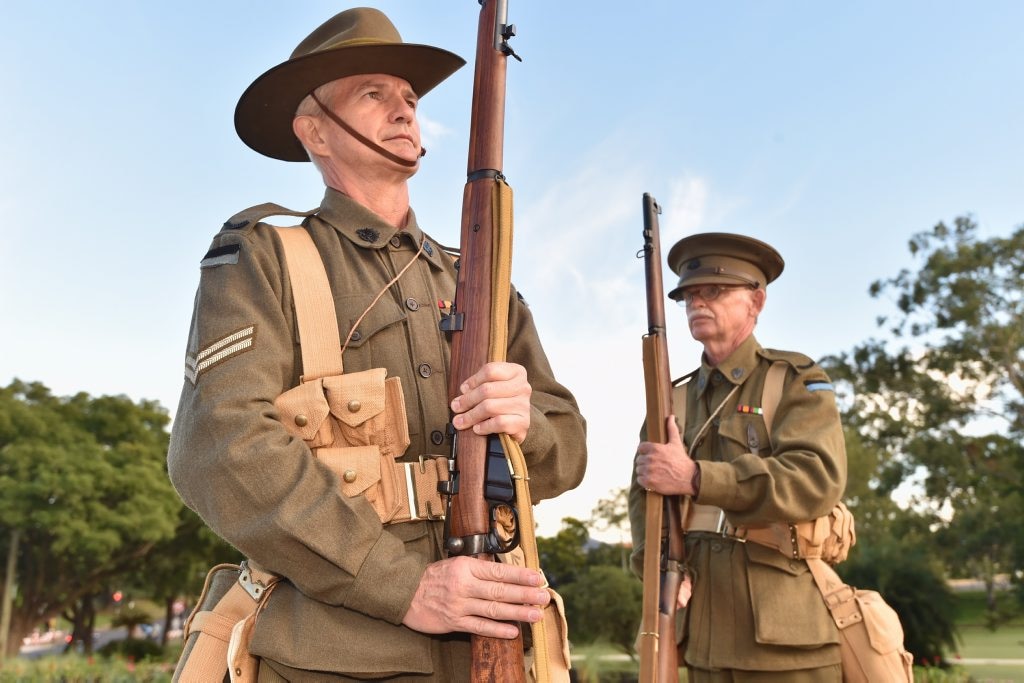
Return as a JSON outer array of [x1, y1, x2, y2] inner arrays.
[[537, 517, 590, 589], [824, 217, 1024, 629], [0, 380, 182, 656], [560, 566, 643, 656], [589, 487, 630, 571]]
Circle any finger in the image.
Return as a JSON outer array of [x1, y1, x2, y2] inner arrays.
[[463, 597, 543, 626], [470, 558, 545, 588], [460, 362, 523, 394], [459, 613, 522, 639]]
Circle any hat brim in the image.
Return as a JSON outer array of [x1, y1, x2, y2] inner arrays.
[[235, 43, 466, 162]]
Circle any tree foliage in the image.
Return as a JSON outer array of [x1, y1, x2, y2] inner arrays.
[[824, 217, 1024, 630], [0, 380, 182, 656], [560, 566, 643, 657]]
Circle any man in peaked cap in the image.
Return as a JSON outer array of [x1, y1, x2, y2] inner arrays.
[[168, 8, 586, 681], [628, 233, 848, 681]]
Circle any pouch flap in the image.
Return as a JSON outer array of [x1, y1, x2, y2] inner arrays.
[[323, 369, 387, 428], [317, 446, 382, 498], [858, 590, 905, 654], [274, 379, 330, 441]]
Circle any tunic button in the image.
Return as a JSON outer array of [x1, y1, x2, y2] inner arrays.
[[350, 330, 362, 342], [418, 363, 432, 378], [390, 235, 402, 248], [710, 541, 723, 553], [405, 297, 419, 311], [430, 430, 444, 445], [343, 469, 357, 483], [347, 400, 361, 413], [294, 414, 308, 427]]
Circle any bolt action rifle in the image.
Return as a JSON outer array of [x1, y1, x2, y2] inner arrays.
[[637, 193, 684, 683], [438, 1, 534, 681]]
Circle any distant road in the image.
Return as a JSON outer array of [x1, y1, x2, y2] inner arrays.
[[18, 627, 127, 660]]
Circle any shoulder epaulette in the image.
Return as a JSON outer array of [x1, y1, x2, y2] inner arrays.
[[672, 368, 700, 387], [759, 348, 816, 371], [219, 202, 318, 233]]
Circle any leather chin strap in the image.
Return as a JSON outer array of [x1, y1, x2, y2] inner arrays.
[[310, 91, 425, 168]]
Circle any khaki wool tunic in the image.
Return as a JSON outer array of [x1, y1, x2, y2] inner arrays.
[[629, 334, 846, 673], [168, 188, 587, 680]]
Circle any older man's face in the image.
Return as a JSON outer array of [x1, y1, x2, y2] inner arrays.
[[684, 284, 763, 354]]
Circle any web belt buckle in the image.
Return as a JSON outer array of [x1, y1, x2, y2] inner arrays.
[[715, 510, 746, 543], [401, 456, 446, 521]]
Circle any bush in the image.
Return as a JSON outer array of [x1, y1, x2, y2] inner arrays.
[[98, 636, 165, 661]]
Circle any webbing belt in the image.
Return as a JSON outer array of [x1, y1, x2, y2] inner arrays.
[[685, 502, 812, 560]]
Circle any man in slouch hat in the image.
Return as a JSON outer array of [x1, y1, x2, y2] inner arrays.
[[168, 8, 586, 680]]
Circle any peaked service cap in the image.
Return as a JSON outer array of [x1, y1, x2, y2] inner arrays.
[[666, 232, 785, 300]]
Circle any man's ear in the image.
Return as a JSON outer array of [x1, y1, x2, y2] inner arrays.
[[751, 288, 767, 316], [293, 115, 326, 155]]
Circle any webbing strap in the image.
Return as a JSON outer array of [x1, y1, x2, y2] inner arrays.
[[175, 563, 278, 682], [274, 227, 344, 380], [761, 360, 788, 439]]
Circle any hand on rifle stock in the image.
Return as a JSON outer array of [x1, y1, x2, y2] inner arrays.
[[402, 555, 550, 638], [450, 361, 532, 444], [635, 417, 699, 497]]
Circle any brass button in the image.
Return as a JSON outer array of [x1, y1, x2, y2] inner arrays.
[[418, 363, 432, 378], [390, 235, 402, 248], [347, 400, 361, 413], [343, 469, 357, 483], [430, 430, 444, 446], [710, 542, 723, 553], [294, 414, 308, 427], [405, 297, 419, 311], [350, 330, 362, 342]]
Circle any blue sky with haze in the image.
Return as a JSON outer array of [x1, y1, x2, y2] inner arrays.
[[2, 1, 1021, 537]]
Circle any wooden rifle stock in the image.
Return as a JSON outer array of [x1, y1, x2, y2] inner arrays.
[[444, 1, 526, 681], [638, 193, 683, 682]]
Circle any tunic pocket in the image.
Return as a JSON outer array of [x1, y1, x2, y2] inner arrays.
[[745, 542, 838, 647]]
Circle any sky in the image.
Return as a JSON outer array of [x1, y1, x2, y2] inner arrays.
[[2, 1, 1022, 541]]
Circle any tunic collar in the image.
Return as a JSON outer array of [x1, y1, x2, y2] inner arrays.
[[315, 187, 447, 269], [696, 334, 762, 397]]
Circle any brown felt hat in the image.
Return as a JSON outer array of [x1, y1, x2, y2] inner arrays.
[[235, 7, 466, 162], [666, 232, 784, 300]]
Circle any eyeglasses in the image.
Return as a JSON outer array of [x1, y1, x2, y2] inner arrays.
[[676, 284, 753, 305]]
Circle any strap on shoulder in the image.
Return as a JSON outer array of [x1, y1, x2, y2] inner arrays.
[[273, 226, 343, 380], [762, 360, 788, 440]]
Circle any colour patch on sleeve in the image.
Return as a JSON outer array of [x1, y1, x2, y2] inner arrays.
[[184, 325, 255, 384], [200, 244, 241, 268], [804, 381, 835, 392]]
